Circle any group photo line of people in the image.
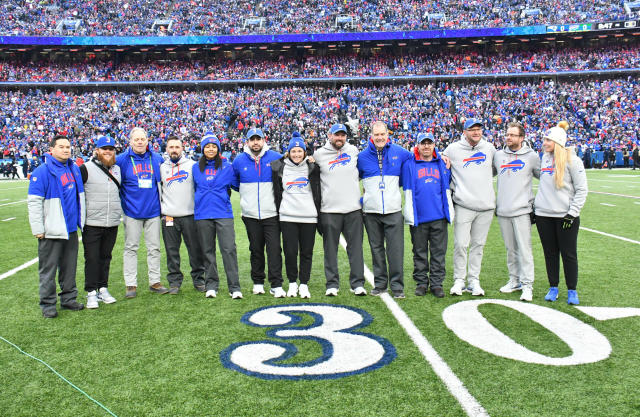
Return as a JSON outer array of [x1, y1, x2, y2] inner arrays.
[[27, 117, 587, 318]]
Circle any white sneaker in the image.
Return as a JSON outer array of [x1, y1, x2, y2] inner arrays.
[[287, 282, 298, 297], [205, 290, 217, 298], [520, 287, 533, 302], [467, 280, 485, 296], [325, 288, 339, 297], [86, 290, 99, 309], [450, 280, 465, 296], [299, 284, 311, 299], [270, 287, 286, 298], [229, 291, 243, 299], [499, 280, 522, 293], [97, 287, 116, 304], [252, 284, 265, 295], [350, 286, 367, 296]]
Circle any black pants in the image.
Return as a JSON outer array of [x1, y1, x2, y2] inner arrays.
[[363, 211, 405, 292], [281, 221, 316, 284], [410, 219, 448, 289], [82, 226, 118, 292], [536, 216, 580, 290], [242, 216, 283, 288], [39, 232, 79, 312], [162, 215, 205, 289]]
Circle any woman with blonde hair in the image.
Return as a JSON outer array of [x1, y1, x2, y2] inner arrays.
[[534, 121, 588, 305]]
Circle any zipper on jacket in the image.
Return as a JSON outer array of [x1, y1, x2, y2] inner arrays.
[[256, 156, 261, 220]]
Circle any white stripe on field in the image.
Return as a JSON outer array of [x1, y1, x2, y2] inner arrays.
[[339, 235, 488, 417], [2, 217, 16, 221], [0, 258, 38, 281], [580, 227, 640, 245], [600, 203, 616, 207], [600, 185, 612, 188], [0, 199, 27, 207], [589, 191, 640, 199], [0, 186, 29, 190], [0, 199, 8, 201], [635, 202, 640, 205], [586, 179, 640, 184]]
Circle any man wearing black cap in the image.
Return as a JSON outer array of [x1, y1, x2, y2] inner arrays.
[[313, 123, 366, 296], [80, 135, 121, 309], [402, 133, 452, 298]]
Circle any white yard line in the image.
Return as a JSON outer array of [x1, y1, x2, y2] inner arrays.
[[339, 235, 489, 417], [580, 227, 640, 246], [0, 199, 27, 207], [600, 185, 612, 189], [0, 186, 29, 190], [599, 203, 616, 207], [586, 178, 640, 184], [2, 217, 16, 222], [0, 258, 38, 281], [589, 191, 640, 199]]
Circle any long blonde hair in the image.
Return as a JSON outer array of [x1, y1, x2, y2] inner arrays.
[[552, 121, 572, 189]]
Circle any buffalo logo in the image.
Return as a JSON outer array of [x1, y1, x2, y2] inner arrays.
[[462, 152, 487, 168], [329, 153, 351, 170], [286, 177, 309, 190], [541, 166, 555, 175], [167, 170, 189, 187], [500, 159, 525, 174]]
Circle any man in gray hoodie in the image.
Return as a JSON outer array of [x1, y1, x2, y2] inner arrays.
[[160, 136, 205, 294], [443, 118, 496, 296], [313, 123, 366, 296], [493, 122, 541, 301]]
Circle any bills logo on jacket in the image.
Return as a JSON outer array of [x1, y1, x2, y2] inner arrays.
[[167, 170, 189, 187], [463, 152, 487, 168], [286, 177, 309, 191], [541, 166, 555, 175], [500, 159, 525, 174], [328, 153, 351, 170]]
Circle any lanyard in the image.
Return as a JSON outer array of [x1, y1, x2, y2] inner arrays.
[[130, 155, 154, 178]]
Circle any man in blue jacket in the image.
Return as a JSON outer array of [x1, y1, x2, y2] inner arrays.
[[401, 133, 452, 298], [116, 127, 168, 298], [232, 128, 284, 297], [28, 135, 86, 318], [358, 121, 412, 298]]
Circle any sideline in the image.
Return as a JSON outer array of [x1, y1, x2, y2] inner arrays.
[[580, 227, 640, 246], [588, 190, 640, 199], [0, 199, 27, 207], [339, 236, 489, 417], [0, 258, 38, 281]]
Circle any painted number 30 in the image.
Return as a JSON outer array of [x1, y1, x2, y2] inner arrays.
[[219, 304, 396, 380]]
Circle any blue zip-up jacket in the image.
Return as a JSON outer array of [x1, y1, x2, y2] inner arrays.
[[28, 155, 85, 239], [193, 156, 238, 220], [116, 147, 163, 219], [232, 143, 282, 219], [357, 139, 411, 214], [401, 147, 452, 226]]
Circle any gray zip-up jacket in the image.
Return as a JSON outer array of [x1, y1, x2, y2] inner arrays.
[[494, 145, 541, 217], [443, 137, 496, 211], [535, 150, 588, 218], [313, 140, 361, 213], [279, 157, 318, 223], [160, 155, 196, 217], [84, 159, 122, 227]]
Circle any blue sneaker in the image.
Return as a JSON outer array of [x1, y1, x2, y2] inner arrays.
[[544, 287, 559, 302], [567, 290, 580, 305]]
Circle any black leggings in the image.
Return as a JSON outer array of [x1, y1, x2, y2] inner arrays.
[[281, 221, 316, 284], [536, 216, 580, 290]]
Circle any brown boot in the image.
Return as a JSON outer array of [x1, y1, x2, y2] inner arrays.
[[149, 283, 169, 294], [125, 286, 137, 298]]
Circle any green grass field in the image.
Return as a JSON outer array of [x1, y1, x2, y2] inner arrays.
[[1, 168, 639, 417]]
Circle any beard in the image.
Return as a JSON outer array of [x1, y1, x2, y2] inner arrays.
[[97, 152, 116, 167]]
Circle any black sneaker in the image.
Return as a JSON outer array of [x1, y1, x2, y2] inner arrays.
[[370, 288, 387, 296], [392, 291, 406, 299], [61, 301, 84, 311], [195, 285, 206, 293], [168, 287, 180, 295], [415, 285, 428, 296], [430, 287, 445, 298], [42, 309, 58, 318]]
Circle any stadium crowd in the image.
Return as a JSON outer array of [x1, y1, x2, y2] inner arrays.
[[1, 78, 638, 162], [0, 0, 629, 36], [2, 45, 640, 82]]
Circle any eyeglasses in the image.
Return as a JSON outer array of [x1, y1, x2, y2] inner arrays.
[[505, 134, 523, 138]]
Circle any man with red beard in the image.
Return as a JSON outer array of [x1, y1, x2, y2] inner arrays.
[[79, 136, 122, 309]]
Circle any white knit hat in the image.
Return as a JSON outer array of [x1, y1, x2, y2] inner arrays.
[[544, 126, 567, 148]]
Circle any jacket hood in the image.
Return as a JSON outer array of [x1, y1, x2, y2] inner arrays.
[[413, 146, 442, 162], [457, 137, 486, 150], [502, 143, 534, 156], [243, 142, 269, 160]]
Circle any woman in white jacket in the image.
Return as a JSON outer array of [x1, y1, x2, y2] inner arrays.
[[534, 121, 588, 305]]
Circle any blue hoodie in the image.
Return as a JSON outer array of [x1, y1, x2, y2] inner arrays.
[[192, 137, 239, 220], [116, 147, 164, 219], [401, 146, 451, 225]]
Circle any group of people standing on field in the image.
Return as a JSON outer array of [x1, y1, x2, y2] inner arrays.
[[27, 117, 587, 318]]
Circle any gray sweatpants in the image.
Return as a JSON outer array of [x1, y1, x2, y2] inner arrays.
[[452, 205, 493, 284], [196, 218, 241, 293], [498, 214, 535, 289], [363, 211, 405, 292], [320, 210, 365, 290], [162, 215, 205, 289], [123, 215, 162, 287], [38, 232, 79, 313]]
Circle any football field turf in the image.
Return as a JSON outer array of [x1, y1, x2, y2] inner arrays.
[[1, 169, 639, 417]]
